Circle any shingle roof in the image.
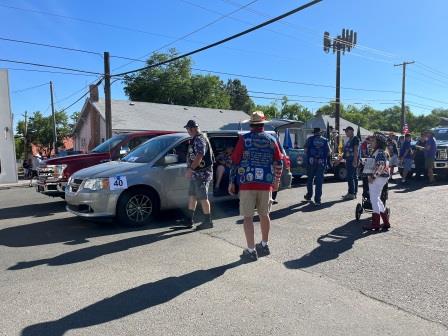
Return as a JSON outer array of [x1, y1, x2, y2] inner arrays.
[[304, 115, 372, 136], [92, 99, 249, 132]]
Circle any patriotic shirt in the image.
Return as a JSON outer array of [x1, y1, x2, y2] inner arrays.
[[371, 149, 390, 178]]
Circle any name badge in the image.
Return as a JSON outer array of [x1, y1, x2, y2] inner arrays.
[[109, 176, 128, 190]]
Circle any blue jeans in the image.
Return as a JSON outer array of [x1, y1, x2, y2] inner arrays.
[[306, 163, 325, 202], [346, 160, 358, 195]]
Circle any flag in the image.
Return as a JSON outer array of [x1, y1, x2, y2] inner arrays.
[[402, 123, 410, 134], [326, 122, 331, 140], [356, 125, 361, 140], [283, 128, 293, 149]]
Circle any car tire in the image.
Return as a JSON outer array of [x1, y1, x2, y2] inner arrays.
[[335, 166, 347, 181], [116, 188, 160, 227]]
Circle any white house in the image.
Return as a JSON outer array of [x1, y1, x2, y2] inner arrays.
[[0, 69, 17, 184]]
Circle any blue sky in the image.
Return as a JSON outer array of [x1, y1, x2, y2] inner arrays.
[[2, 0, 448, 128]]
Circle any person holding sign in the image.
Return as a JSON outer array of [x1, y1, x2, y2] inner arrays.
[[184, 120, 214, 230], [363, 133, 391, 231], [229, 111, 283, 262]]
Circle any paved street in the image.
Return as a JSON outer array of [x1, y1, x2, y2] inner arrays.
[[1, 178, 447, 336]]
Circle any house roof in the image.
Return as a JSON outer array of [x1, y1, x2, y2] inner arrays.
[[89, 99, 249, 132], [304, 115, 372, 136]]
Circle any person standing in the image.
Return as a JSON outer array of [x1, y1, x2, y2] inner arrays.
[[399, 133, 413, 184], [414, 132, 427, 179], [229, 111, 283, 262], [387, 137, 399, 181], [424, 130, 437, 184], [341, 126, 360, 200], [304, 128, 330, 205], [363, 133, 391, 231], [184, 120, 214, 230]]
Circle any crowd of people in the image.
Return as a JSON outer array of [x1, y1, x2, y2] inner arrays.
[[181, 113, 439, 262]]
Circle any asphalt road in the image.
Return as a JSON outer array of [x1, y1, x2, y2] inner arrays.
[[0, 177, 447, 336]]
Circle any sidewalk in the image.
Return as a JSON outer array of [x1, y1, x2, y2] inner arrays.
[[0, 180, 32, 190]]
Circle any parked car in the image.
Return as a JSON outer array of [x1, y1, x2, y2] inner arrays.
[[66, 131, 292, 227], [37, 131, 173, 198]]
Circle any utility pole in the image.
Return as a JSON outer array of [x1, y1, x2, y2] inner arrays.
[[323, 29, 357, 153], [394, 61, 415, 132], [104, 51, 112, 139], [49, 81, 58, 155], [23, 111, 27, 160]]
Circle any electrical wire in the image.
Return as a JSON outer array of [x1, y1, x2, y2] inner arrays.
[[58, 78, 103, 113], [4, 67, 100, 77], [12, 82, 48, 94], [112, 0, 323, 77], [112, 0, 262, 71], [0, 58, 101, 75]]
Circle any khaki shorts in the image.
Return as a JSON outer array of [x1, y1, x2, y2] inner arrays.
[[239, 190, 272, 217]]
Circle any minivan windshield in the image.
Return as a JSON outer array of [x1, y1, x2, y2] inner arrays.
[[91, 134, 127, 153], [434, 129, 448, 141], [121, 136, 179, 163]]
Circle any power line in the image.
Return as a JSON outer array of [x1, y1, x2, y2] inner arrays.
[[0, 3, 178, 39], [11, 82, 48, 94], [112, 0, 323, 77], [112, 0, 261, 71], [0, 58, 101, 75], [58, 77, 103, 113], [0, 36, 102, 56], [3, 67, 99, 77], [192, 67, 401, 93]]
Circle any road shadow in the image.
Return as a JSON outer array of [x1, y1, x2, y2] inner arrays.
[[284, 219, 379, 270], [0, 201, 66, 221], [0, 200, 240, 248], [21, 259, 244, 336], [8, 228, 193, 270]]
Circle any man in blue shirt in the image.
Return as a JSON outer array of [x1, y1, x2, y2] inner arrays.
[[399, 133, 413, 183], [304, 128, 330, 206], [342, 126, 360, 200], [424, 130, 437, 184]]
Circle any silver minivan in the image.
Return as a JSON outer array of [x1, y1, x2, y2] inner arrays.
[[66, 131, 293, 226]]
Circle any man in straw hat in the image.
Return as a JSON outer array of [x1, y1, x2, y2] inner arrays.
[[229, 111, 283, 262]]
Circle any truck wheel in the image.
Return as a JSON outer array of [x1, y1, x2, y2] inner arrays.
[[335, 166, 347, 181], [117, 188, 159, 227]]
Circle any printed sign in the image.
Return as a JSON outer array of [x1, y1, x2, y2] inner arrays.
[[109, 176, 128, 190], [362, 158, 376, 175]]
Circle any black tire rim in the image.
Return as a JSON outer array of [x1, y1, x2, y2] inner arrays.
[[126, 194, 152, 223]]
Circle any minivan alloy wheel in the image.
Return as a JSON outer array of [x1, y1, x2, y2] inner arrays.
[[126, 194, 153, 223]]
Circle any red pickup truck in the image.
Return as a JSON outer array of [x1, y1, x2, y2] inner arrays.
[[37, 131, 172, 197]]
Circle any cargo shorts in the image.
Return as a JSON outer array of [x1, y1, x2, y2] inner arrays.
[[239, 190, 272, 217], [188, 179, 210, 201]]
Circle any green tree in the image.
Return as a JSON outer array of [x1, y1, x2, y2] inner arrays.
[[253, 103, 279, 119], [225, 79, 254, 113], [279, 97, 313, 121], [124, 49, 193, 105], [190, 75, 231, 109]]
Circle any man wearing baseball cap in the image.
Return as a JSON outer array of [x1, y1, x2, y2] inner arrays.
[[342, 126, 360, 200], [184, 119, 214, 230], [229, 111, 283, 261]]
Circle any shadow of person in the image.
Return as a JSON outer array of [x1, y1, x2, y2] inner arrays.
[[284, 219, 374, 270], [8, 228, 193, 270], [21, 259, 244, 336], [0, 201, 66, 221]]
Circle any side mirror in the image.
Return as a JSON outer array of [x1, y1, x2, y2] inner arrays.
[[164, 154, 179, 165]]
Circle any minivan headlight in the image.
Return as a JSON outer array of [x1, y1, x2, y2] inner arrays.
[[83, 178, 109, 191]]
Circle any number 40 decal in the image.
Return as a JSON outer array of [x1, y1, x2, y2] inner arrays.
[[109, 176, 128, 190]]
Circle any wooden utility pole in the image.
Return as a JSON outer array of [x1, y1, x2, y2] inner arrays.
[[394, 61, 415, 132], [104, 51, 112, 139], [49, 81, 58, 155], [23, 111, 27, 160], [323, 29, 357, 152]]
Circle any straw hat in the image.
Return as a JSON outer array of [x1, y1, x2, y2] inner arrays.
[[249, 111, 267, 125]]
